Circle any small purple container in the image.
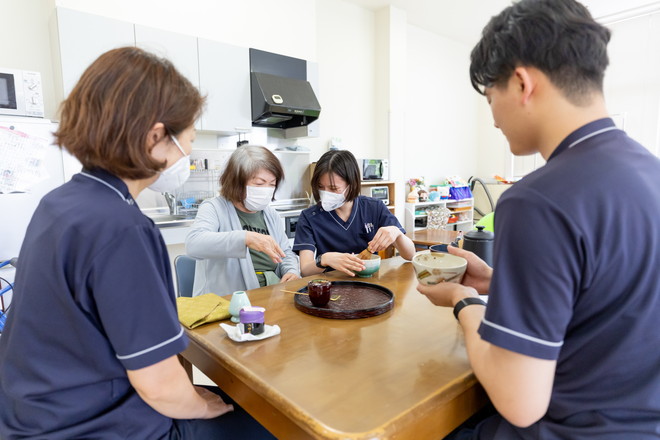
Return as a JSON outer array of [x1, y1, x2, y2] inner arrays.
[[239, 306, 265, 335]]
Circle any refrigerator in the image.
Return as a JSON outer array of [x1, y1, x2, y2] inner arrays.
[[0, 116, 80, 309]]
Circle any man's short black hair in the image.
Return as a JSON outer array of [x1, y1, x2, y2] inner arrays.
[[469, 0, 611, 104]]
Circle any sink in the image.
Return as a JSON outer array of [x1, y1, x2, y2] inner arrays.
[[146, 213, 196, 228]]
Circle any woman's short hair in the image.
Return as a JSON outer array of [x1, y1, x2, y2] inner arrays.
[[469, 0, 611, 105], [220, 146, 284, 203], [311, 150, 361, 203], [54, 47, 204, 179]]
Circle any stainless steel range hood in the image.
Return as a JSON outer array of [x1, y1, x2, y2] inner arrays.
[[251, 72, 321, 129]]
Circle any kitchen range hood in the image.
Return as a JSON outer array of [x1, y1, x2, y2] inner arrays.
[[251, 72, 321, 129]]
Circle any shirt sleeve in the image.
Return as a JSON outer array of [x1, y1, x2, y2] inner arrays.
[[292, 209, 317, 254], [186, 199, 247, 259], [90, 224, 188, 370], [478, 187, 582, 360]]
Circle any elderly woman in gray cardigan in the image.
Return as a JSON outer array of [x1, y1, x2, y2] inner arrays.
[[186, 146, 300, 296]]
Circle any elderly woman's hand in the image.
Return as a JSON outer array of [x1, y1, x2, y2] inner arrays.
[[245, 232, 286, 264], [280, 272, 300, 283]]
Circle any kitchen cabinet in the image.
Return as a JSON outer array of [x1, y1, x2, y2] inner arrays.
[[405, 198, 474, 232], [198, 38, 252, 134], [135, 25, 201, 129], [55, 7, 136, 98]]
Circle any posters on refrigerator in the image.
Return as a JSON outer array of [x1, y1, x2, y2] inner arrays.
[[0, 125, 50, 194]]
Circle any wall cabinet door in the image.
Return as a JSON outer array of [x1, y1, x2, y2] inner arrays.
[[56, 8, 135, 97], [198, 38, 251, 134], [135, 25, 201, 129]]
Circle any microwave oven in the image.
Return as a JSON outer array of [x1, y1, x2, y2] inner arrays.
[[361, 185, 389, 205], [0, 68, 44, 118], [360, 159, 389, 181]]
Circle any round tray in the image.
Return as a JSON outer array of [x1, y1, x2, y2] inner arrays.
[[294, 281, 394, 319]]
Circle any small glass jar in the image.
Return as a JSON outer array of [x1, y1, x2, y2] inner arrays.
[[239, 306, 265, 335], [229, 291, 251, 323], [307, 279, 332, 307]]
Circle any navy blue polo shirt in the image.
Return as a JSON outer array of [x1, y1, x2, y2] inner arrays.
[[477, 119, 660, 439], [293, 195, 404, 255], [0, 168, 187, 439]]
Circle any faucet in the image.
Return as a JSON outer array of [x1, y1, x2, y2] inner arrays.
[[163, 192, 177, 215]]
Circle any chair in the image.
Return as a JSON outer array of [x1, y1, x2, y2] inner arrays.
[[174, 255, 196, 297]]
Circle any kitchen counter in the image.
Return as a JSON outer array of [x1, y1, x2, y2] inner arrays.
[[148, 213, 195, 228]]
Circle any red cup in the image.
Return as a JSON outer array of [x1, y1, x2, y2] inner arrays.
[[307, 279, 332, 307]]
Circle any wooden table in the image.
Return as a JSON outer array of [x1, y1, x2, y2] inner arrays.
[[405, 229, 461, 249], [181, 257, 487, 439]]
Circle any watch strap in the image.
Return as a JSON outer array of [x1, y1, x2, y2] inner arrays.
[[315, 254, 327, 269], [453, 297, 486, 320]]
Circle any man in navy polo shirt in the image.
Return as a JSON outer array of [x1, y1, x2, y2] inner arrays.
[[418, 1, 660, 439]]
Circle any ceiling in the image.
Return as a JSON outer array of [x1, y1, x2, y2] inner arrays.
[[343, 0, 660, 45]]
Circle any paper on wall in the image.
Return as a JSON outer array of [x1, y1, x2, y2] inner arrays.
[[0, 125, 50, 193]]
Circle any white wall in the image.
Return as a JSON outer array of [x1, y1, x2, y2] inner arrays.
[[405, 24, 480, 187], [311, 0, 378, 160], [603, 11, 660, 157]]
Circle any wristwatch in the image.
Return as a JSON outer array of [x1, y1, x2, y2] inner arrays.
[[315, 254, 327, 269], [453, 297, 487, 320]]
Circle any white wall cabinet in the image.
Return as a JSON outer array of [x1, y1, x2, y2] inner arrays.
[[56, 8, 136, 97], [198, 38, 252, 134], [135, 25, 201, 129], [404, 198, 474, 232]]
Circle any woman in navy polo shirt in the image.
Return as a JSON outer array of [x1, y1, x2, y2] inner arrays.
[[0, 48, 273, 439], [293, 150, 415, 276]]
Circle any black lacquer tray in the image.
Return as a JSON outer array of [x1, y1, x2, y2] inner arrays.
[[294, 281, 394, 319]]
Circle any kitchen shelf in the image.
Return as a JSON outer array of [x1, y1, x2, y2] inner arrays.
[[361, 180, 396, 215], [405, 198, 474, 232]]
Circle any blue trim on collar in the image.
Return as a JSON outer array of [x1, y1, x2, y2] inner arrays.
[[549, 118, 617, 161], [80, 168, 135, 205]]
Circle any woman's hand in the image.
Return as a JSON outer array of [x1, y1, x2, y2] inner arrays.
[[368, 226, 402, 253], [280, 272, 300, 283], [323, 252, 366, 276], [245, 231, 286, 264], [195, 386, 234, 419]]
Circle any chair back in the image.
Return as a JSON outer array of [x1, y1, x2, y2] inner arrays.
[[174, 255, 196, 297]]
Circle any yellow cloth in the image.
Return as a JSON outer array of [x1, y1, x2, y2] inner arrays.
[[176, 293, 231, 329]]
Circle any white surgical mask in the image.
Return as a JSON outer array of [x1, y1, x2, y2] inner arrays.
[[319, 189, 346, 212], [149, 135, 190, 193], [244, 185, 275, 212]]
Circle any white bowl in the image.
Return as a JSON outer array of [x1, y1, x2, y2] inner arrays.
[[354, 254, 381, 277], [412, 251, 467, 285]]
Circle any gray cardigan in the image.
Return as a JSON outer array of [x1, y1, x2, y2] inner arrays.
[[185, 196, 299, 296]]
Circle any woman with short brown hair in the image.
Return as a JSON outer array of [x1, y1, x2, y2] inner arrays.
[[186, 145, 300, 295], [0, 47, 273, 439]]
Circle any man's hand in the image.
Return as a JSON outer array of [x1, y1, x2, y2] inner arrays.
[[280, 272, 300, 283], [322, 252, 366, 276], [245, 232, 286, 264], [417, 281, 479, 307], [368, 226, 402, 253], [447, 246, 493, 294]]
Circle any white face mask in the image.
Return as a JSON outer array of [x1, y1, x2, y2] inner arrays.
[[319, 189, 346, 212], [149, 135, 190, 193], [244, 185, 275, 212]]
